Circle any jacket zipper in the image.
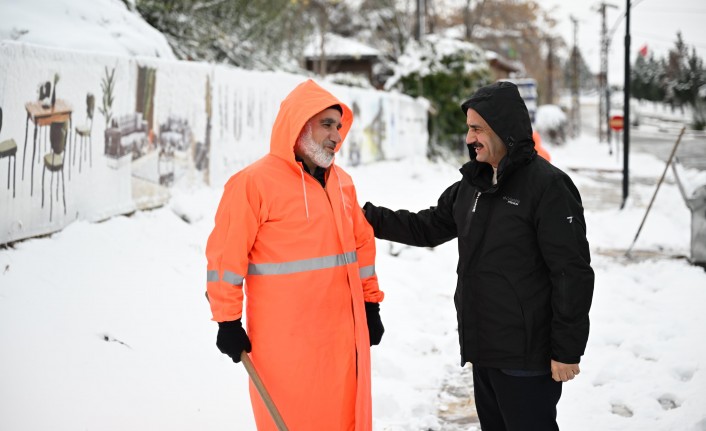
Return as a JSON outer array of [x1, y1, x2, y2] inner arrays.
[[460, 190, 482, 364], [463, 190, 497, 365], [471, 191, 481, 212]]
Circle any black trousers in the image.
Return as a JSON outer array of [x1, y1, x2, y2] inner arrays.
[[473, 365, 562, 431]]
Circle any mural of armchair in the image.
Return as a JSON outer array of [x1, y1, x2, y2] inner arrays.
[[158, 116, 190, 153], [104, 112, 149, 159]]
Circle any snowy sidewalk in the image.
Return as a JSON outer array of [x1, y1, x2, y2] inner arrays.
[[1, 136, 705, 431]]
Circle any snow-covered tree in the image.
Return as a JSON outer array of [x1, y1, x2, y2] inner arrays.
[[631, 53, 666, 103], [134, 0, 313, 71], [636, 32, 706, 128], [445, 0, 561, 104], [386, 34, 491, 152]]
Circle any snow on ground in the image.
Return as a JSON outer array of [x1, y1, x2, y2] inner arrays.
[[2, 133, 706, 431], [536, 104, 568, 131], [1, 1, 705, 429]]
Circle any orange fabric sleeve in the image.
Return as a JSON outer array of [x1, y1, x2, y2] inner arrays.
[[351, 185, 384, 303], [205, 173, 261, 322]]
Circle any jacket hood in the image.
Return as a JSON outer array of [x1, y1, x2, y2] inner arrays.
[[269, 79, 353, 166], [461, 81, 535, 161], [459, 81, 536, 189]]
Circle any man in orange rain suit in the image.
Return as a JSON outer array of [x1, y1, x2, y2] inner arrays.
[[205, 79, 384, 430]]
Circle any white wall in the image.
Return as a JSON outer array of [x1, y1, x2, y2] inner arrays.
[[0, 41, 428, 245]]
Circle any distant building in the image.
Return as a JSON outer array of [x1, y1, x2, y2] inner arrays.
[[303, 33, 529, 91], [485, 50, 524, 80], [303, 33, 382, 87]]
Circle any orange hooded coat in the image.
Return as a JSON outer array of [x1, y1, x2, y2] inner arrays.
[[533, 130, 551, 162], [205, 79, 383, 430]]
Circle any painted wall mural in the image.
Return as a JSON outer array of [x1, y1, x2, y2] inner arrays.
[[0, 41, 428, 245]]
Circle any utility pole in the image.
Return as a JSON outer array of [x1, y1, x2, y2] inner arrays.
[[546, 37, 554, 104], [415, 0, 426, 98], [416, 0, 426, 41], [313, 2, 330, 77], [597, 2, 618, 143], [570, 15, 580, 137]]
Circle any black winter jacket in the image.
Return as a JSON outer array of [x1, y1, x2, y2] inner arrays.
[[364, 82, 594, 370]]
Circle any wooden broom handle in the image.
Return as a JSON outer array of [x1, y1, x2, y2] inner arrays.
[[240, 351, 289, 431]]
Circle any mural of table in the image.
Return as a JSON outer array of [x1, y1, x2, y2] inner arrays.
[[22, 100, 73, 195]]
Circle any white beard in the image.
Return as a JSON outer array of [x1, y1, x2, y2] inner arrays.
[[296, 123, 335, 169]]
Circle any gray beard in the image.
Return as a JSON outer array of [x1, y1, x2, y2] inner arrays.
[[296, 123, 334, 168]]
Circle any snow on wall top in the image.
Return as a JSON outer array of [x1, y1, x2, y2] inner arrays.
[[0, 0, 175, 59]]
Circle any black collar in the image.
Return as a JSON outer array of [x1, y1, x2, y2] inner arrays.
[[295, 155, 326, 188]]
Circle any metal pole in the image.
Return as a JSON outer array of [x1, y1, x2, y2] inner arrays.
[[626, 127, 686, 257], [621, 0, 631, 209]]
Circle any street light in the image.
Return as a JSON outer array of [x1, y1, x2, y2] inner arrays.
[[603, 0, 649, 208]]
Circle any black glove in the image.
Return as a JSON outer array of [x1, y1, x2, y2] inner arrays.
[[216, 319, 251, 363], [365, 302, 384, 346]]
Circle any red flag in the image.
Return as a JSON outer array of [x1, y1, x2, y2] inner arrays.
[[638, 44, 648, 57]]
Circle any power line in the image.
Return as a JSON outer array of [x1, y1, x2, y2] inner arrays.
[[638, 8, 706, 13]]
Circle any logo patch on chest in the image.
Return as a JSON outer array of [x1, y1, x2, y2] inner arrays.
[[503, 196, 520, 206]]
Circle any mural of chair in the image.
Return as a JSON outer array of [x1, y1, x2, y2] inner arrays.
[[73, 93, 95, 174], [156, 116, 190, 185], [158, 144, 175, 186], [0, 107, 18, 198], [42, 121, 67, 221]]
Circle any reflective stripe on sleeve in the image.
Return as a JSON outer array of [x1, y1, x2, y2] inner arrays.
[[248, 251, 358, 276], [223, 270, 245, 286], [359, 264, 375, 279], [207, 270, 219, 282], [207, 270, 245, 285]]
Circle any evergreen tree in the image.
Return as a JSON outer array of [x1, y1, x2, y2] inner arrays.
[[562, 47, 596, 93], [683, 47, 706, 129], [631, 54, 647, 101], [680, 48, 706, 106], [664, 32, 690, 109], [630, 53, 666, 102], [631, 32, 705, 128], [389, 35, 491, 152]]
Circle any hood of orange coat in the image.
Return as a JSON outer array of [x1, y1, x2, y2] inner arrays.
[[269, 79, 353, 165]]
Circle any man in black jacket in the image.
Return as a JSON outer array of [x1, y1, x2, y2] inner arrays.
[[363, 81, 594, 431]]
